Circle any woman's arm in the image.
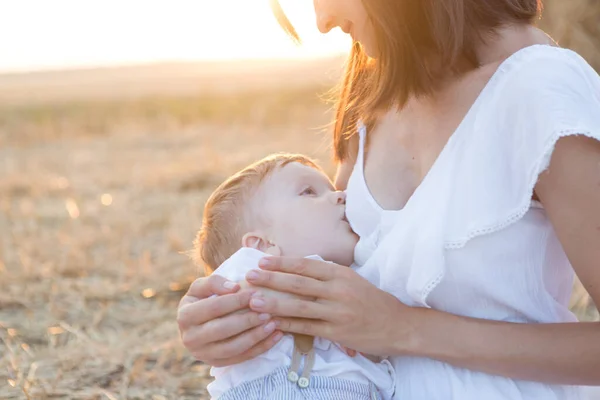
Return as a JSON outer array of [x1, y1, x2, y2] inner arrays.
[[246, 136, 600, 385], [416, 135, 600, 384], [411, 310, 600, 385]]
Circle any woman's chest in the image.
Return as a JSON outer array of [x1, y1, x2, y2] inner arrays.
[[362, 109, 456, 210], [362, 68, 497, 210]]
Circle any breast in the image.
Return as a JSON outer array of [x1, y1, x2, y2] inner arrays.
[[345, 171, 382, 239], [345, 152, 409, 239], [437, 209, 576, 323], [363, 129, 420, 211]]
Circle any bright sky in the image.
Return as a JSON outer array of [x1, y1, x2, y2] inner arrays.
[[0, 0, 351, 73]]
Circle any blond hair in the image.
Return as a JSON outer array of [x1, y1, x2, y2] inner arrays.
[[194, 153, 321, 276]]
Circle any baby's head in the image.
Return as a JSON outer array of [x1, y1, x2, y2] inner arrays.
[[196, 153, 358, 275]]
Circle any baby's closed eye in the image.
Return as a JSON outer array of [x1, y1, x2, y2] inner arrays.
[[299, 186, 316, 196]]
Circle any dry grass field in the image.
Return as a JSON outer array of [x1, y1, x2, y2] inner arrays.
[[1, 5, 599, 399], [0, 57, 346, 399], [540, 0, 600, 70]]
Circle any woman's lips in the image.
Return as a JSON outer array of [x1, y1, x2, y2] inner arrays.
[[340, 21, 353, 36]]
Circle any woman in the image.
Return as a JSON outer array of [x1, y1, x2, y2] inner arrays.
[[177, 0, 600, 398]]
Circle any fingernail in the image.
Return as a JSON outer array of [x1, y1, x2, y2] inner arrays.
[[251, 298, 265, 308], [272, 331, 283, 342], [258, 313, 271, 321], [264, 321, 276, 333], [258, 257, 273, 268], [246, 270, 259, 281], [223, 281, 237, 290], [273, 319, 281, 327]]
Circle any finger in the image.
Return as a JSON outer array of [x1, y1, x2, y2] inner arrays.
[[257, 256, 341, 281], [248, 296, 329, 320], [206, 320, 283, 360], [181, 324, 209, 355], [181, 310, 269, 355], [201, 310, 272, 344], [187, 276, 240, 300], [177, 289, 254, 330], [178, 294, 201, 309], [209, 331, 284, 367], [245, 269, 328, 298], [181, 311, 270, 354], [342, 346, 357, 357], [273, 317, 331, 338]]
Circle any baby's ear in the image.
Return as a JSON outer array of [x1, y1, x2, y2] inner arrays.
[[241, 232, 280, 256]]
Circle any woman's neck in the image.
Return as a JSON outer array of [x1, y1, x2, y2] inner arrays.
[[475, 24, 556, 67], [410, 25, 555, 114]]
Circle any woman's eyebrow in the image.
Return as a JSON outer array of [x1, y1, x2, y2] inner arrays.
[[269, 0, 301, 45]]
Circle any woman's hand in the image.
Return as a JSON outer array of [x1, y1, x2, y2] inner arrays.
[[177, 275, 284, 367], [244, 256, 417, 357]]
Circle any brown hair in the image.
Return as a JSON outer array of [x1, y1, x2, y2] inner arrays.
[[194, 153, 321, 276], [271, 0, 542, 161]]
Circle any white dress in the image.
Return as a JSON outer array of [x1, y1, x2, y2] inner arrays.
[[345, 45, 600, 400]]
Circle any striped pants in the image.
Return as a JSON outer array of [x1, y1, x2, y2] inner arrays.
[[217, 366, 382, 400]]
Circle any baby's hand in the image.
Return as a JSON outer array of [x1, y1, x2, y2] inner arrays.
[[338, 344, 382, 362]]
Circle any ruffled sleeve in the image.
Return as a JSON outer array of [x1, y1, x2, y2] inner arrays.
[[444, 47, 600, 249]]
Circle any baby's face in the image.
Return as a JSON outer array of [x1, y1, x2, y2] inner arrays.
[[255, 162, 358, 266]]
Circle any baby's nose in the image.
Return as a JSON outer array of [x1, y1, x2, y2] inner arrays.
[[332, 190, 346, 205]]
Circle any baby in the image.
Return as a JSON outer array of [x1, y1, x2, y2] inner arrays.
[[194, 153, 395, 400]]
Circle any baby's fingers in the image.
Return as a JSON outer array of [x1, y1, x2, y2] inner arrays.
[[343, 346, 357, 357]]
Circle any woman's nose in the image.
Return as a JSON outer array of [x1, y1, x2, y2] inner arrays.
[[314, 0, 335, 33]]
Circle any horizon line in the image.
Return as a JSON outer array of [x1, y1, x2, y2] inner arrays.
[[0, 52, 351, 76]]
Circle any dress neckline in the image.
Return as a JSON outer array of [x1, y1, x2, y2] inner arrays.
[[354, 44, 553, 216]]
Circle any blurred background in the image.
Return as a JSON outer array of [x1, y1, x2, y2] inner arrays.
[[0, 0, 598, 398]]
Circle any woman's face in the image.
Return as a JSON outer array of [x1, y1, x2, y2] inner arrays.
[[313, 0, 377, 57]]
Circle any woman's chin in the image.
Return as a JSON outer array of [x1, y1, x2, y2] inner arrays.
[[363, 46, 378, 59]]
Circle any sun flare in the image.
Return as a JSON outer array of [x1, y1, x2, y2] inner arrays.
[[0, 0, 350, 72]]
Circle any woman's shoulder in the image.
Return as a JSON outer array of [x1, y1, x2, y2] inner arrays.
[[439, 44, 600, 249], [493, 44, 599, 103], [475, 44, 600, 141]]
